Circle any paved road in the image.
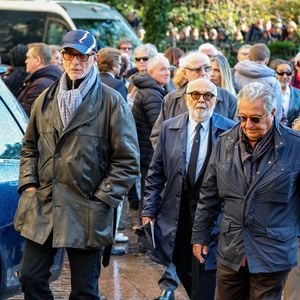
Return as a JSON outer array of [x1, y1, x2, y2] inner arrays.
[[8, 202, 188, 300]]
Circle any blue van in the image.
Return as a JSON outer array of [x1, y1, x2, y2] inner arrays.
[[0, 70, 63, 298]]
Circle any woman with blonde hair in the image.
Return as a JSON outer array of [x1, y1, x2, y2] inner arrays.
[[210, 54, 236, 95], [172, 67, 187, 89]]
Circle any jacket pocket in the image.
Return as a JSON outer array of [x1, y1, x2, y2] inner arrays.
[[87, 199, 114, 247], [266, 226, 296, 242], [13, 190, 36, 232], [256, 163, 295, 203]]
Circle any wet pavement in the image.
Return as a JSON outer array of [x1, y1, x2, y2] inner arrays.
[[8, 200, 188, 300]]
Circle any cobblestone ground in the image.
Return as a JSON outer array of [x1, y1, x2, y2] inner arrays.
[[7, 200, 188, 300]]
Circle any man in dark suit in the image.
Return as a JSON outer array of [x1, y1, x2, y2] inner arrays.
[[97, 47, 127, 101], [142, 78, 236, 300]]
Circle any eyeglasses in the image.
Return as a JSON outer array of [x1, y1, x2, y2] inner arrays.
[[186, 91, 216, 102], [135, 56, 149, 62], [276, 71, 292, 76], [61, 51, 95, 62], [120, 47, 133, 50], [237, 112, 268, 124], [185, 65, 211, 73]]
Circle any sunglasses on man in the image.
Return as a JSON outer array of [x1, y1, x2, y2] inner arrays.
[[135, 56, 149, 62], [61, 50, 95, 62], [236, 112, 268, 124], [186, 91, 215, 102]]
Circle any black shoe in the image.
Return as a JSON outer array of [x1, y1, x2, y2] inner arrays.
[[111, 246, 125, 256], [154, 289, 175, 300]]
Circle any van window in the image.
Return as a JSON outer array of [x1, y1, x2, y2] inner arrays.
[[46, 18, 70, 45], [57, 1, 141, 47], [0, 11, 70, 63], [0, 99, 23, 160], [0, 11, 44, 56], [73, 18, 140, 49]]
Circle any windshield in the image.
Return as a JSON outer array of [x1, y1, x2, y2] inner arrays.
[[73, 19, 140, 49]]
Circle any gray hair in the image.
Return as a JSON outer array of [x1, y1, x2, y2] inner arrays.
[[133, 43, 158, 58], [198, 43, 219, 56], [147, 54, 169, 72], [237, 82, 276, 114], [179, 51, 210, 68]]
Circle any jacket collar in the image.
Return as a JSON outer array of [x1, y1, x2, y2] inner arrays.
[[42, 75, 103, 134], [172, 83, 187, 101], [224, 118, 286, 151]]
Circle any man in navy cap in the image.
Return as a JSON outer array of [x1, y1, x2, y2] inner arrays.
[[14, 29, 140, 299]]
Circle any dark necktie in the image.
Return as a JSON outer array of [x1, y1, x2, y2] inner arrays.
[[187, 123, 202, 186]]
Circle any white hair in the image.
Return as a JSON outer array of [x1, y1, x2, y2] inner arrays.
[[178, 51, 210, 68], [147, 54, 170, 71], [237, 82, 276, 114], [198, 43, 219, 56]]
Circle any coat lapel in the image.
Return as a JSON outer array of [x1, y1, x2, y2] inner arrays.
[[169, 113, 188, 175]]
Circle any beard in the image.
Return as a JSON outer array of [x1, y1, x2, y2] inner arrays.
[[189, 105, 214, 122]]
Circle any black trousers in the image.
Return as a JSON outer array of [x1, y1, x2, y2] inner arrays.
[[20, 234, 102, 300], [216, 262, 290, 300], [173, 191, 216, 300]]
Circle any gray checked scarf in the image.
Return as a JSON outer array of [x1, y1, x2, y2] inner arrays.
[[239, 124, 274, 187], [57, 65, 97, 127]]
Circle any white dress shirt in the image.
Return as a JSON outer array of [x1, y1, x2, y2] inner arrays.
[[186, 116, 210, 180], [282, 86, 291, 116]]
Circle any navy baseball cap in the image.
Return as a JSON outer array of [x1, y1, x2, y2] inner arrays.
[[61, 29, 98, 54]]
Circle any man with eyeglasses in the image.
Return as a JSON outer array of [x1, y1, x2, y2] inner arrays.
[[117, 39, 135, 74], [151, 51, 237, 149], [14, 29, 140, 299], [127, 43, 158, 79], [192, 82, 300, 300], [142, 78, 235, 300], [271, 58, 300, 127]]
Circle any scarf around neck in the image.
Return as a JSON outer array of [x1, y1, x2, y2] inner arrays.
[[57, 64, 97, 127], [239, 125, 274, 186]]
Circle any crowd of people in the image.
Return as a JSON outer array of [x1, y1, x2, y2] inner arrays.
[[168, 18, 299, 50], [1, 28, 300, 300]]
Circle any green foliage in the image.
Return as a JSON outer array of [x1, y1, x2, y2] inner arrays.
[[268, 41, 299, 60], [143, 0, 170, 51], [96, 0, 300, 52]]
